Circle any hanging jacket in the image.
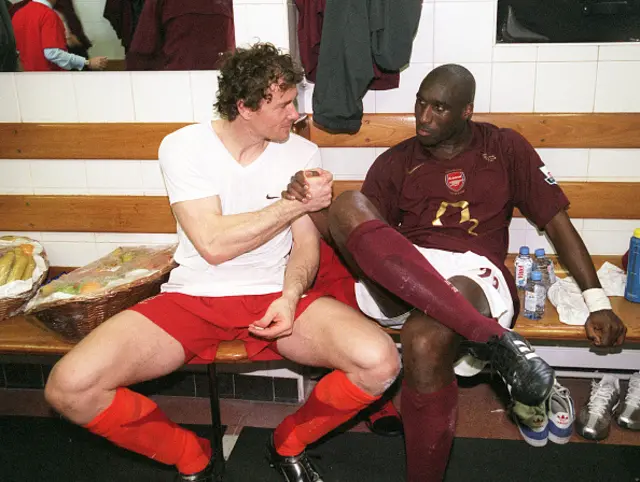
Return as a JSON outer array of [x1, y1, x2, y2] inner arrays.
[[0, 0, 18, 71], [103, 0, 145, 52], [126, 0, 234, 71], [311, 0, 422, 134], [295, 0, 398, 90]]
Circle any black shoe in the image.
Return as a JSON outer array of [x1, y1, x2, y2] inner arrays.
[[487, 331, 555, 406], [365, 400, 403, 437], [177, 460, 214, 482], [267, 437, 324, 482]]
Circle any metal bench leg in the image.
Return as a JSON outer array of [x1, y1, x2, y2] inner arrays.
[[207, 363, 226, 481]]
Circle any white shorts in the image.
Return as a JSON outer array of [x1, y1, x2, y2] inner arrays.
[[354, 247, 515, 377]]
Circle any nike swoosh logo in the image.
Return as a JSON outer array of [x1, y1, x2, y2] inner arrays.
[[406, 164, 424, 175], [266, 194, 279, 199]]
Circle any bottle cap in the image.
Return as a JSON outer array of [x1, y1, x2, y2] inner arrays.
[[519, 246, 530, 255], [531, 270, 542, 281], [534, 248, 546, 257], [633, 228, 640, 238]]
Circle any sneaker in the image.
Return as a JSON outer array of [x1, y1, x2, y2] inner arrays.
[[267, 436, 323, 482], [365, 399, 403, 437], [617, 371, 640, 430], [547, 381, 575, 444], [576, 374, 620, 441], [177, 460, 214, 481], [487, 331, 555, 406], [512, 400, 549, 447]]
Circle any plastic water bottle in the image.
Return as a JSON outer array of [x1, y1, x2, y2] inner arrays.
[[523, 270, 546, 320], [624, 228, 640, 303], [514, 246, 534, 290], [534, 248, 556, 288]]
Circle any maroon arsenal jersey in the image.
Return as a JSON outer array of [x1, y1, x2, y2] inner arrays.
[[361, 121, 570, 314]]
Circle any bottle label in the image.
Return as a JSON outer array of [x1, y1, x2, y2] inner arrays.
[[547, 263, 556, 284], [515, 258, 531, 288], [524, 291, 538, 311]]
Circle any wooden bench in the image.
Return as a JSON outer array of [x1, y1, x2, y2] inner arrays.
[[0, 114, 639, 480]]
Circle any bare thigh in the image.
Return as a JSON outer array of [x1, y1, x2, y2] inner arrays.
[[50, 309, 186, 393], [276, 297, 397, 375]]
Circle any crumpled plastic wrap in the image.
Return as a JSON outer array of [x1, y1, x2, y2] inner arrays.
[[0, 236, 48, 299], [26, 245, 176, 312]]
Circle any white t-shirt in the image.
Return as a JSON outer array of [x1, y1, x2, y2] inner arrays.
[[158, 122, 321, 297]]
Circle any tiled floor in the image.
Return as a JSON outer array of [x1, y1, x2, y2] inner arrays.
[[0, 376, 638, 459]]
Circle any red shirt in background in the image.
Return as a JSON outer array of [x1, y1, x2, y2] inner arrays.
[[12, 1, 65, 71], [361, 122, 570, 321]]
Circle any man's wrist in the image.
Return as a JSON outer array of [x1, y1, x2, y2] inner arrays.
[[278, 197, 308, 217], [281, 285, 304, 307]]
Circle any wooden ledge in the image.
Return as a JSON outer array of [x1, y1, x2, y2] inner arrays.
[[2, 181, 639, 235], [309, 113, 640, 148], [0, 315, 249, 362], [1, 113, 640, 160]]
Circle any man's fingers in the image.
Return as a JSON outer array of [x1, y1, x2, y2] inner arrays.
[[250, 322, 290, 340], [585, 322, 600, 345], [600, 323, 613, 346], [251, 313, 273, 329], [294, 171, 309, 187], [615, 323, 627, 346]]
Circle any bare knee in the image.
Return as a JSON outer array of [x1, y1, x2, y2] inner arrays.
[[401, 314, 460, 391], [349, 334, 401, 394], [45, 357, 103, 418], [402, 317, 459, 363]]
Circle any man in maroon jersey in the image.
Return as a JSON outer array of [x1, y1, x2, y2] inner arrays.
[[285, 64, 627, 482]]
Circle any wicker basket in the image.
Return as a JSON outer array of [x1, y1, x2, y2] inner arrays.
[[0, 242, 49, 321], [28, 263, 174, 342]]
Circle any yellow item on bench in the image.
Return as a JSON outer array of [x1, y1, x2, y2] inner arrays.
[[0, 251, 15, 286], [21, 257, 36, 281], [6, 249, 29, 284]]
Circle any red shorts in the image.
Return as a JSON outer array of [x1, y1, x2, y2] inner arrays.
[[129, 241, 357, 364]]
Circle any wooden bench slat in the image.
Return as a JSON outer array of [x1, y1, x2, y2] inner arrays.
[[2, 115, 640, 160], [332, 181, 640, 220], [309, 113, 640, 148], [0, 195, 175, 233], [0, 123, 186, 160], [1, 182, 638, 234]]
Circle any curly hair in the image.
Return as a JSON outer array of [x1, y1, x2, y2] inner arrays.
[[214, 43, 304, 121]]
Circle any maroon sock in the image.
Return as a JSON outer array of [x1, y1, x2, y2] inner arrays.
[[401, 380, 458, 482], [345, 219, 505, 342]]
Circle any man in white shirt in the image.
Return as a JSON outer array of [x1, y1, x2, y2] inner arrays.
[[44, 43, 400, 482]]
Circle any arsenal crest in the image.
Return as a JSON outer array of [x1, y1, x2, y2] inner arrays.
[[445, 170, 466, 193]]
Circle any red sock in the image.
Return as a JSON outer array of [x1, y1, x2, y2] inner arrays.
[[402, 380, 458, 482], [273, 370, 379, 456], [85, 388, 211, 475], [346, 219, 505, 342]]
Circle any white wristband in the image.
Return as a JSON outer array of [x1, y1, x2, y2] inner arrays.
[[583, 288, 612, 313]]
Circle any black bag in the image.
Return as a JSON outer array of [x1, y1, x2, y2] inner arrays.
[[0, 0, 18, 72], [498, 0, 640, 43]]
